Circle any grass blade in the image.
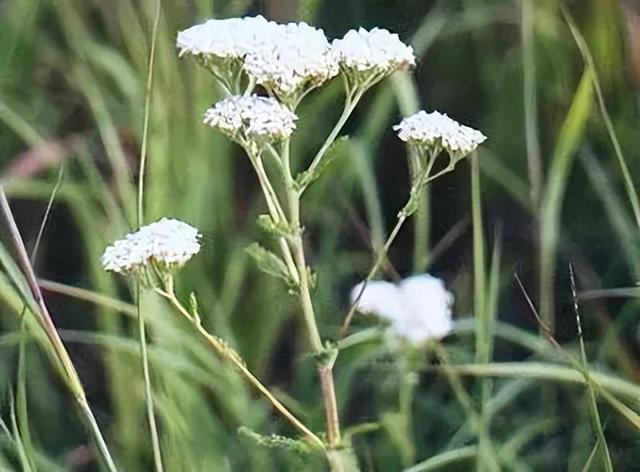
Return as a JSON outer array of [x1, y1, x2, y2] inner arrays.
[[539, 67, 594, 329], [569, 264, 613, 471], [134, 0, 165, 470]]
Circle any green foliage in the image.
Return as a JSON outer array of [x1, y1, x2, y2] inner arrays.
[[246, 242, 297, 290], [238, 426, 312, 455], [0, 0, 640, 471]]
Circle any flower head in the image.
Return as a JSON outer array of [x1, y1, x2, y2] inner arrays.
[[331, 28, 415, 82], [176, 16, 277, 62], [350, 274, 454, 344], [102, 218, 201, 276], [394, 110, 487, 160], [203, 95, 297, 146], [243, 22, 339, 100]]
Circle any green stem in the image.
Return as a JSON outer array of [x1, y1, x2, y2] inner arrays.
[[248, 151, 299, 284], [326, 448, 361, 472], [341, 151, 447, 338], [471, 155, 487, 363], [340, 214, 407, 338], [135, 1, 164, 470], [77, 398, 120, 472], [301, 88, 364, 193], [136, 287, 164, 472], [281, 142, 324, 352], [281, 139, 343, 449], [412, 187, 429, 273]]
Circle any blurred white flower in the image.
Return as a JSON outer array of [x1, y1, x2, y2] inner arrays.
[[244, 22, 339, 100], [176, 16, 278, 62], [203, 95, 297, 144], [102, 218, 201, 275], [394, 110, 487, 160], [331, 28, 415, 79], [350, 274, 454, 344]]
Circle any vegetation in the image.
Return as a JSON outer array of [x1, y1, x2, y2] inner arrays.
[[0, 0, 639, 470]]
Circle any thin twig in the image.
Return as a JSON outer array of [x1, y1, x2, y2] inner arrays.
[[340, 153, 449, 339]]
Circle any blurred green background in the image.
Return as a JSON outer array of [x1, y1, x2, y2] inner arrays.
[[1, 0, 640, 470]]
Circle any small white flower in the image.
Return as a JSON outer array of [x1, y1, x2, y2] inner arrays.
[[203, 95, 297, 144], [102, 218, 201, 275], [331, 27, 415, 78], [394, 110, 487, 160], [350, 274, 454, 344], [176, 16, 278, 62], [244, 22, 339, 99]]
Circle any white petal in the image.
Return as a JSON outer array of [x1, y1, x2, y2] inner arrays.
[[399, 274, 454, 341], [350, 280, 404, 323]]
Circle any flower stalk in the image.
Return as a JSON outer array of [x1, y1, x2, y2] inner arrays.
[[281, 138, 343, 447]]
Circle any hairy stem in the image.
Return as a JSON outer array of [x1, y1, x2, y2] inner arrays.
[[281, 139, 343, 449]]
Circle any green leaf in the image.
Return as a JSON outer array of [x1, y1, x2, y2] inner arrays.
[[238, 426, 311, 455], [539, 67, 594, 326], [188, 292, 200, 324], [245, 243, 295, 288], [257, 214, 295, 238]]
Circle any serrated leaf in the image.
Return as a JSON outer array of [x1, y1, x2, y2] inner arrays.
[[188, 292, 200, 324], [245, 243, 295, 287], [238, 426, 312, 455], [257, 214, 295, 238], [296, 136, 351, 189]]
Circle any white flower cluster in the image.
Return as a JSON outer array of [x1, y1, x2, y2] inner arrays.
[[332, 27, 415, 76], [177, 16, 275, 62], [177, 17, 414, 96], [394, 110, 487, 159], [203, 95, 297, 144], [350, 274, 454, 344], [244, 22, 339, 98], [102, 218, 201, 275]]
